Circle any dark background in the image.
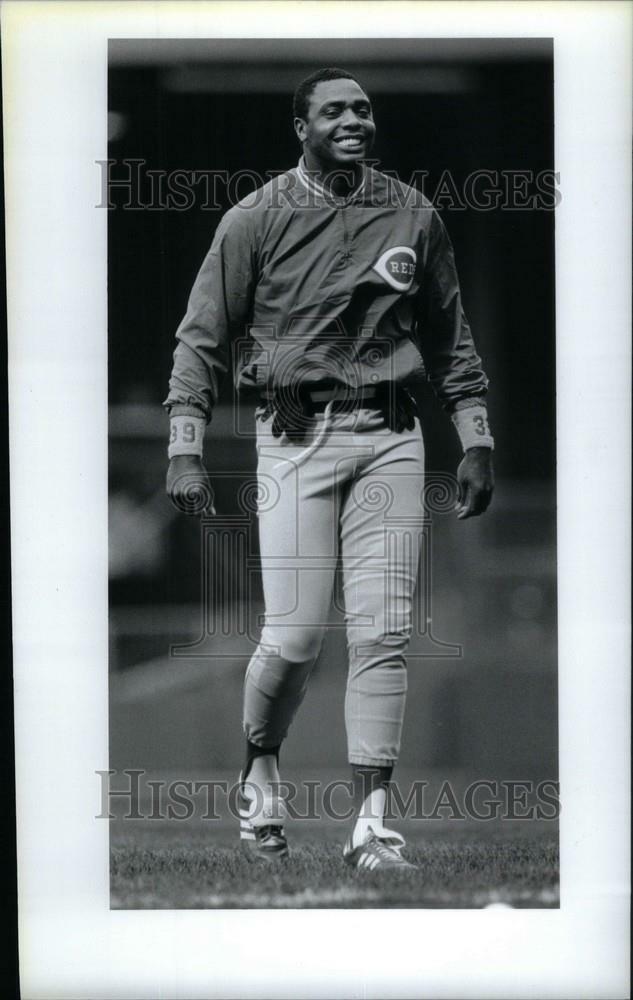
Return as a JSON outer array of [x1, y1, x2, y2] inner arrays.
[[108, 39, 557, 782]]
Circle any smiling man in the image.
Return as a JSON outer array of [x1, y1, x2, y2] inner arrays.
[[294, 73, 376, 181], [165, 68, 494, 872]]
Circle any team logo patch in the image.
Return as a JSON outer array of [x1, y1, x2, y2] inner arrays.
[[372, 246, 417, 291]]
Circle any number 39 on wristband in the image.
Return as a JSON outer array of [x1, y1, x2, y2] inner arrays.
[[168, 414, 205, 457]]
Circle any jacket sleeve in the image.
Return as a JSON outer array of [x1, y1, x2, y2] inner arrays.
[[163, 204, 257, 422], [417, 208, 489, 412]]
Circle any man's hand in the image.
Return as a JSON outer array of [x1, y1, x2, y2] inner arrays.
[[166, 454, 216, 516], [455, 447, 494, 520]]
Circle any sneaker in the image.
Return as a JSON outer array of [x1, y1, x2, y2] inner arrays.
[[343, 826, 416, 872], [237, 773, 288, 862]]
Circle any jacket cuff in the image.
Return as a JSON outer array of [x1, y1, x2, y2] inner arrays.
[[163, 402, 210, 422], [448, 395, 488, 414]]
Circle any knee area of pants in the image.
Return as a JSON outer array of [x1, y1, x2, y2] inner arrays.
[[347, 629, 412, 655], [260, 627, 324, 665]]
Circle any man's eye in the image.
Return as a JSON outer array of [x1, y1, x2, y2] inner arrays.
[[358, 108, 372, 117], [324, 108, 340, 117]]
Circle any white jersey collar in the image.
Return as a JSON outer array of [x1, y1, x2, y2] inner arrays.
[[297, 155, 367, 203]]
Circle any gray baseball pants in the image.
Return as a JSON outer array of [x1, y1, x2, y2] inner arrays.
[[243, 405, 425, 766]]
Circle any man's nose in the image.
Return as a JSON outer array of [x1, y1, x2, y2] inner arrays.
[[339, 109, 363, 129]]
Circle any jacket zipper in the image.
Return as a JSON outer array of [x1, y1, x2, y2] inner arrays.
[[340, 204, 351, 262]]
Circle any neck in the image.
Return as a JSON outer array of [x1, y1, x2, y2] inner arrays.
[[302, 149, 363, 196]]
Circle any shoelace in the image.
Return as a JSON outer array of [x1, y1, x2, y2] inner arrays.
[[257, 825, 284, 843], [368, 836, 405, 863], [273, 398, 335, 475]]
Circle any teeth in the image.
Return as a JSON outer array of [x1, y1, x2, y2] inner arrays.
[[337, 137, 363, 147]]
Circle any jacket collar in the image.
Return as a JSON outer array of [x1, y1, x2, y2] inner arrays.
[[296, 155, 367, 203]]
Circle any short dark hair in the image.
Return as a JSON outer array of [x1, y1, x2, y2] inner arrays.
[[292, 67, 366, 121]]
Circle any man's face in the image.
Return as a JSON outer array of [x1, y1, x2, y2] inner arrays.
[[295, 78, 376, 169]]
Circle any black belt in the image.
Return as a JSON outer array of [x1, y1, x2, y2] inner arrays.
[[254, 382, 418, 437], [259, 384, 381, 414]]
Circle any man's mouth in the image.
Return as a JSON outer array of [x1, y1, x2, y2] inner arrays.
[[333, 135, 365, 150]]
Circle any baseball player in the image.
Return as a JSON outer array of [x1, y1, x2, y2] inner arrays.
[[165, 68, 494, 871]]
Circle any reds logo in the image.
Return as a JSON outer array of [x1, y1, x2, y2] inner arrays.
[[372, 246, 417, 292]]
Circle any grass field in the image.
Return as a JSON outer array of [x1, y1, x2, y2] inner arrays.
[[110, 771, 559, 909]]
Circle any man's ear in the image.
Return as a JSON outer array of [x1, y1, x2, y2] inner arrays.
[[294, 117, 307, 143]]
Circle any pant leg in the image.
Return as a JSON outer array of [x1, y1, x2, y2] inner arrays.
[[243, 414, 343, 747], [340, 414, 425, 766]]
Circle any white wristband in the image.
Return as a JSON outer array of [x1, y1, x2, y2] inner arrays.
[[168, 414, 205, 458], [451, 405, 494, 451]]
